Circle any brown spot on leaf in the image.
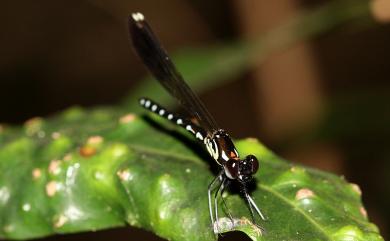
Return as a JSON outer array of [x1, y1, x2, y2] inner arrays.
[[24, 117, 43, 136], [246, 137, 258, 142], [360, 207, 368, 218], [119, 114, 136, 124], [64, 153, 72, 161], [237, 217, 262, 237], [3, 224, 14, 233], [51, 132, 61, 139], [87, 135, 103, 145], [32, 168, 42, 180], [24, 117, 42, 126], [79, 146, 96, 157], [295, 188, 315, 200], [46, 181, 58, 197], [350, 183, 362, 196]]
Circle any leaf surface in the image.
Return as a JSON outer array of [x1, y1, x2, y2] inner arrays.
[[0, 107, 383, 241]]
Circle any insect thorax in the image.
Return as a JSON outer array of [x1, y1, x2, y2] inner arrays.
[[204, 130, 239, 166]]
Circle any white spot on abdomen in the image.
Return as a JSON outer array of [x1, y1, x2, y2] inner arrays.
[[186, 125, 195, 133], [196, 132, 204, 140]]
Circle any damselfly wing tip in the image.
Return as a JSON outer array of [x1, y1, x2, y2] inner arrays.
[[131, 12, 145, 22]]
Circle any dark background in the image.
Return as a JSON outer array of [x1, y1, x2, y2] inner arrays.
[[1, 0, 389, 240]]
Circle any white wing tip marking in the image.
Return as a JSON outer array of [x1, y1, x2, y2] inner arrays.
[[132, 12, 144, 22]]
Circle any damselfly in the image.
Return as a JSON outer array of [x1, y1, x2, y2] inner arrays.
[[128, 12, 266, 232]]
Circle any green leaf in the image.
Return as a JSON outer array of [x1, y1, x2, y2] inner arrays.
[[0, 106, 384, 241]]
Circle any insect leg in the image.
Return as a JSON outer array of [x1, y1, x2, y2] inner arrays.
[[208, 170, 224, 226], [242, 185, 267, 230], [246, 192, 267, 221], [213, 174, 230, 234], [214, 176, 225, 224], [220, 180, 233, 222]]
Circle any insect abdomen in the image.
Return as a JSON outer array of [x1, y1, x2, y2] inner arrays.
[[139, 98, 206, 142]]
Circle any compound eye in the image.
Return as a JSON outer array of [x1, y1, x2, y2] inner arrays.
[[245, 155, 259, 174], [224, 159, 239, 179]]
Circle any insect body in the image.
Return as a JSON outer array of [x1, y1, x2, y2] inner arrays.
[[129, 12, 266, 232]]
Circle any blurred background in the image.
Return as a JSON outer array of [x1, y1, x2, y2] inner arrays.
[[1, 0, 389, 240]]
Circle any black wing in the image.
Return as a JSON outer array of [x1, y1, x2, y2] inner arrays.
[[128, 12, 219, 134]]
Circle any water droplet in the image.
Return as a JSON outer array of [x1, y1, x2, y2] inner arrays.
[[54, 215, 68, 228], [117, 169, 133, 181], [112, 145, 127, 158], [0, 187, 10, 205], [22, 203, 31, 212], [65, 163, 80, 186], [64, 205, 83, 220], [48, 160, 62, 175], [94, 171, 104, 180]]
